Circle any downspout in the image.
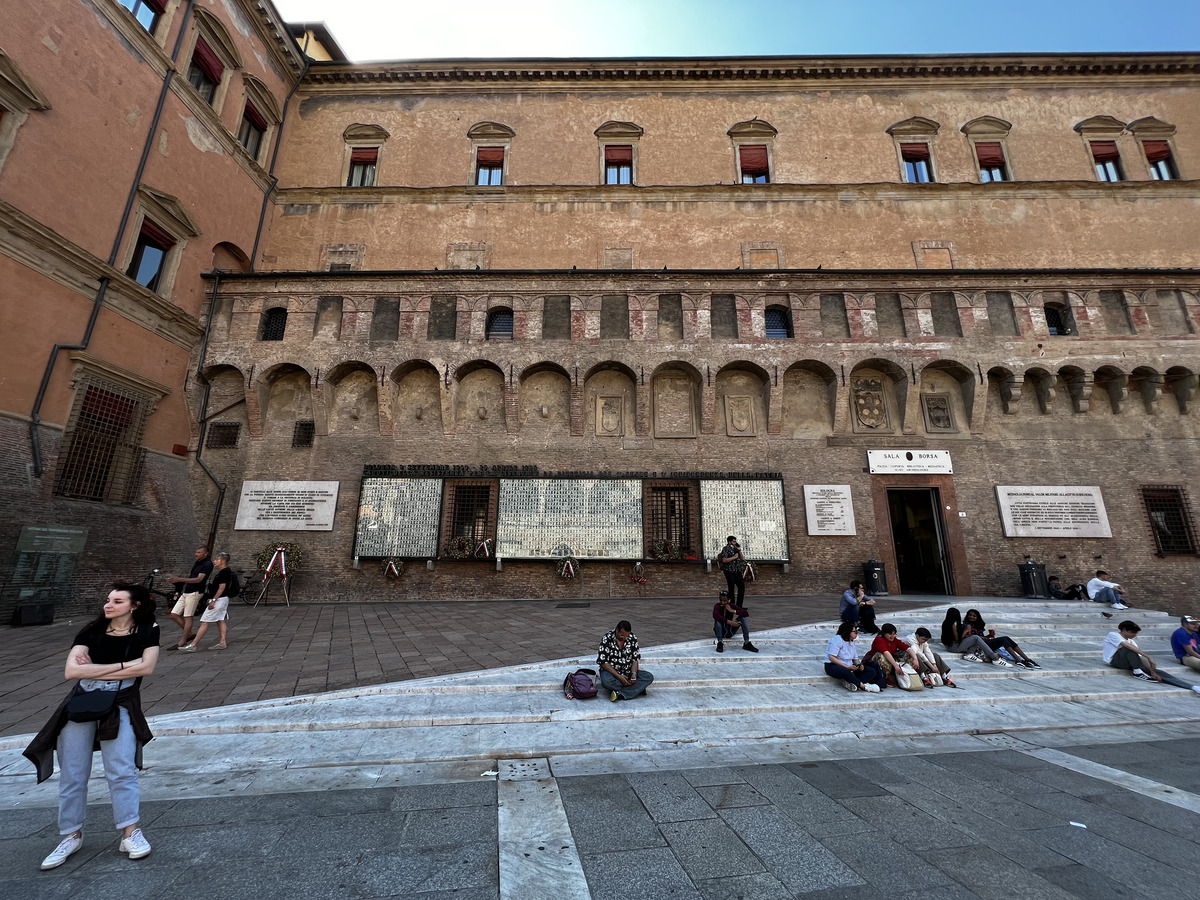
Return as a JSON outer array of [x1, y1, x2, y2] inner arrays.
[[193, 271, 226, 551], [28, 1, 197, 477]]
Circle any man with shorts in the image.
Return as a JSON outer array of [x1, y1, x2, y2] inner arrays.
[[167, 547, 212, 650], [182, 552, 237, 651]]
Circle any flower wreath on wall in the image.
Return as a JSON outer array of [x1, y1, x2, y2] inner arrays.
[[440, 536, 473, 559], [255, 542, 305, 577], [630, 561, 647, 584], [556, 556, 579, 580], [650, 539, 683, 562], [382, 558, 404, 579], [474, 538, 493, 559]]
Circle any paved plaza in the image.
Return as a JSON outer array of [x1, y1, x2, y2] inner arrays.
[[1, 595, 1199, 899]]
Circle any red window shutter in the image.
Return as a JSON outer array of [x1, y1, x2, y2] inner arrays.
[[192, 38, 224, 83], [350, 147, 378, 165], [604, 145, 633, 164], [476, 147, 505, 165], [1090, 141, 1120, 163], [243, 102, 268, 131], [1143, 140, 1171, 163], [140, 219, 176, 250], [739, 144, 769, 175], [974, 142, 1005, 167], [899, 142, 930, 161], [144, 0, 167, 12]]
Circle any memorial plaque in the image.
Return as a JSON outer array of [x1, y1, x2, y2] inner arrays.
[[235, 481, 340, 530], [496, 478, 642, 559], [16, 526, 89, 554], [700, 480, 789, 561], [867, 449, 953, 474], [803, 485, 856, 536], [354, 478, 443, 557], [995, 486, 1112, 538]]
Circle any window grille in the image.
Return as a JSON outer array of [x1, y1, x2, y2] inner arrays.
[[1141, 485, 1198, 555], [292, 420, 315, 448], [647, 487, 692, 555], [207, 422, 241, 449], [260, 307, 288, 341], [54, 378, 150, 505], [450, 484, 492, 543], [486, 308, 514, 340], [765, 307, 792, 339]]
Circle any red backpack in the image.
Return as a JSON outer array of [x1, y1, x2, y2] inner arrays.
[[563, 668, 598, 700]]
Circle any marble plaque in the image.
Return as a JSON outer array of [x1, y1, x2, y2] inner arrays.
[[867, 449, 953, 474], [803, 485, 856, 536], [995, 486, 1112, 538], [496, 479, 642, 559], [700, 480, 789, 561], [16, 526, 88, 554], [235, 481, 340, 530], [724, 395, 757, 437], [354, 478, 443, 557]]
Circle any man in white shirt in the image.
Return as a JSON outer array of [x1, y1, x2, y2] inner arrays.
[[1103, 620, 1199, 693], [1087, 570, 1129, 610]]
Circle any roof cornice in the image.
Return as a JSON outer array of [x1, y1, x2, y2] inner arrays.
[[238, 0, 309, 78], [301, 52, 1200, 88]]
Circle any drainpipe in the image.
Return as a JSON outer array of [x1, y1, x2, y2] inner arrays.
[[193, 271, 227, 550], [28, 1, 197, 476]]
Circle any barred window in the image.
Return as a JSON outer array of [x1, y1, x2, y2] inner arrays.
[[644, 481, 698, 559], [259, 307, 288, 341], [1141, 485, 1198, 555], [765, 306, 793, 339], [206, 422, 241, 449], [292, 420, 315, 448], [54, 378, 149, 505], [449, 483, 493, 544], [486, 307, 514, 340]]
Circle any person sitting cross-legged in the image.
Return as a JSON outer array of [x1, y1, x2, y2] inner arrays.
[[597, 620, 654, 701], [712, 590, 758, 653], [1104, 620, 1200, 694], [867, 623, 920, 688], [905, 627, 957, 687], [1170, 615, 1200, 675], [824, 621, 884, 693]]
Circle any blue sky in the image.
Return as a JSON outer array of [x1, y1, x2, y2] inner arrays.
[[273, 0, 1200, 62]]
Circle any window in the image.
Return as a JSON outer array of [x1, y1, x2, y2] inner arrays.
[[600, 295, 629, 339], [710, 294, 738, 339], [900, 143, 933, 183], [54, 378, 149, 505], [125, 220, 174, 291], [930, 292, 962, 337], [739, 145, 770, 183], [1144, 141, 1178, 180], [1090, 141, 1124, 182], [820, 294, 850, 338], [259, 307, 288, 341], [486, 308, 514, 341], [206, 422, 240, 449], [975, 141, 1008, 182], [658, 294, 683, 340], [646, 485, 694, 557], [447, 483, 493, 545], [541, 296, 572, 340], [1044, 301, 1075, 336], [1141, 486, 1198, 555], [604, 145, 633, 185], [347, 147, 377, 186], [118, 0, 164, 33], [238, 102, 266, 159], [292, 420, 315, 448], [764, 306, 792, 339], [475, 147, 504, 185], [427, 295, 458, 340], [186, 37, 223, 104], [986, 291, 1019, 337]]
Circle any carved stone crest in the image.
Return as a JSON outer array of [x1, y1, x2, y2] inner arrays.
[[596, 396, 623, 436], [852, 377, 889, 430], [921, 393, 957, 433], [724, 395, 757, 437]]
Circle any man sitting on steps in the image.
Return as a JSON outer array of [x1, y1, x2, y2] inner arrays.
[[1103, 620, 1200, 694], [712, 590, 758, 654]]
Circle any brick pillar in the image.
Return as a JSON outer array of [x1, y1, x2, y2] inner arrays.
[[767, 382, 783, 435], [504, 384, 520, 434], [311, 376, 329, 436], [699, 381, 715, 435], [832, 381, 851, 433], [440, 379, 457, 435], [569, 383, 585, 436], [636, 383, 651, 436], [244, 376, 262, 437], [378, 375, 395, 435]]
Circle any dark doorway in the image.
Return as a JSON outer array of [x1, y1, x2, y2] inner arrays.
[[887, 488, 950, 594]]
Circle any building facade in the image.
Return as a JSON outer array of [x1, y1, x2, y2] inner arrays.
[[2, 4, 1198, 614]]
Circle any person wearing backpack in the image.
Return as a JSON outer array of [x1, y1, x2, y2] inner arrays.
[[181, 552, 237, 652]]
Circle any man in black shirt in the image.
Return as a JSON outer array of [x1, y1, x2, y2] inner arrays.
[[167, 547, 212, 650]]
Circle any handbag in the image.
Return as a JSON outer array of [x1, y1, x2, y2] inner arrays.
[[66, 688, 118, 723], [562, 668, 598, 700]]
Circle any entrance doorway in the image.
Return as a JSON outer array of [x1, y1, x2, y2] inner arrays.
[[887, 488, 950, 594]]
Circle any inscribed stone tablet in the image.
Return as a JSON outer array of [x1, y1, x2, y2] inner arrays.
[[235, 481, 340, 530], [995, 486, 1112, 538], [700, 480, 789, 562], [354, 478, 443, 557], [803, 485, 856, 536], [496, 479, 643, 559]]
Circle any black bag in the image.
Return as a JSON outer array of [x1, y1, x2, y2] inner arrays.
[[66, 689, 118, 723], [226, 571, 241, 598]]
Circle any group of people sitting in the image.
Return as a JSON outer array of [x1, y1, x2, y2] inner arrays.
[[1048, 569, 1130, 610]]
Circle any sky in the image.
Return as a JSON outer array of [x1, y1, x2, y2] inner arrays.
[[271, 0, 1200, 62]]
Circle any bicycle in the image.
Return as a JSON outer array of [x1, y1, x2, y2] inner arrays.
[[142, 569, 179, 605]]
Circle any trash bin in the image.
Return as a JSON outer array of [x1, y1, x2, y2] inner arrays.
[[862, 560, 889, 596], [1018, 560, 1048, 599], [10, 602, 55, 626]]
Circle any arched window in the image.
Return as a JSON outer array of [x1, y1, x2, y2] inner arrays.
[[485, 307, 514, 341], [764, 305, 793, 339], [259, 307, 288, 341]]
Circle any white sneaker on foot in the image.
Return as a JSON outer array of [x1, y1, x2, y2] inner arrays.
[[841, 680, 858, 692], [119, 828, 151, 860], [863, 683, 880, 693], [1112, 602, 1129, 610], [41, 833, 83, 870], [992, 658, 1014, 668], [1131, 669, 1154, 682]]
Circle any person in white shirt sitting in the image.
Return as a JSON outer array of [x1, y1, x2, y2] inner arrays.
[[1087, 570, 1129, 610], [905, 627, 957, 687], [1102, 620, 1199, 693]]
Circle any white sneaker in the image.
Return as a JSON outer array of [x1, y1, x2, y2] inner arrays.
[[41, 833, 83, 870], [1111, 603, 1129, 610], [1191, 685, 1200, 694], [863, 683, 880, 693], [841, 680, 858, 692], [930, 674, 944, 686], [119, 828, 151, 860], [992, 658, 1014, 668]]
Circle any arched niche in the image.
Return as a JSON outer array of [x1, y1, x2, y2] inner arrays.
[[781, 361, 836, 437], [918, 360, 974, 434], [199, 364, 248, 429], [651, 362, 701, 439], [518, 362, 570, 433], [257, 363, 312, 436], [584, 361, 636, 438], [391, 360, 442, 433], [1021, 366, 1057, 416], [1056, 364, 1091, 414], [326, 362, 379, 434], [849, 359, 907, 433], [211, 241, 250, 273], [715, 362, 769, 438], [455, 360, 505, 431]]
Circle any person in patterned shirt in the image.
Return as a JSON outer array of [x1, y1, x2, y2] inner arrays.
[[597, 620, 654, 701]]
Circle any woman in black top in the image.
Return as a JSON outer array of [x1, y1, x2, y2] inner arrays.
[[962, 608, 1040, 669], [25, 582, 160, 870]]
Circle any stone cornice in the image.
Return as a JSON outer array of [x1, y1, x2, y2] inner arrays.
[[0, 200, 205, 349], [275, 179, 1200, 206], [301, 52, 1200, 91], [237, 0, 309, 79]]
